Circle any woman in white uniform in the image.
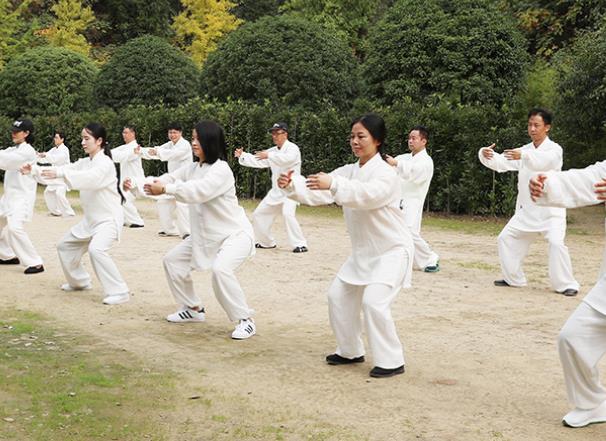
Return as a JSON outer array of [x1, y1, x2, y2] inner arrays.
[[37, 131, 75, 217], [144, 121, 256, 340], [0, 119, 45, 274], [22, 123, 130, 305], [278, 114, 413, 378], [530, 161, 606, 428]]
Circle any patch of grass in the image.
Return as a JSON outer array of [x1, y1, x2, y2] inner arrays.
[[423, 214, 506, 236], [452, 260, 500, 271], [0, 310, 175, 441]]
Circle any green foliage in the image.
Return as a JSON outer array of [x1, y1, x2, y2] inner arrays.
[[95, 35, 200, 109], [233, 0, 284, 21], [201, 14, 359, 110], [0, 0, 47, 69], [45, 0, 95, 56], [0, 46, 97, 118], [364, 0, 529, 107]]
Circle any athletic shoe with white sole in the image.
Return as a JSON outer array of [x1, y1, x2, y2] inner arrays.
[[102, 293, 130, 305], [563, 400, 606, 428], [232, 318, 256, 339], [61, 283, 92, 291], [166, 307, 206, 323]]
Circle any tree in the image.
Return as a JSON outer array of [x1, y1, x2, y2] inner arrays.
[[232, 0, 284, 22], [364, 0, 528, 107], [172, 0, 242, 67], [0, 0, 35, 69], [44, 0, 94, 56], [201, 14, 359, 109], [95, 36, 200, 109]]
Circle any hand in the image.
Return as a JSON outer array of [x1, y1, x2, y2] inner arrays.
[[254, 150, 269, 160], [148, 148, 157, 156], [123, 178, 133, 192], [41, 168, 57, 179], [144, 179, 165, 196], [306, 172, 332, 190], [481, 143, 496, 159], [595, 179, 606, 201], [278, 170, 294, 189], [37, 152, 46, 158], [134, 145, 141, 155], [504, 148, 522, 161], [529, 174, 547, 201], [234, 148, 243, 158], [20, 163, 32, 175], [385, 155, 398, 167]]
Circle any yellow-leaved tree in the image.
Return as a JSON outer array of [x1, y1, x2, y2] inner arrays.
[[45, 0, 95, 56], [172, 0, 242, 67]]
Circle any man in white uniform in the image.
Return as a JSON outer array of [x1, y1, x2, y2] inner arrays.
[[37, 131, 75, 217], [529, 160, 606, 428], [140, 122, 192, 238], [478, 108, 579, 295], [235, 122, 308, 253], [111, 125, 145, 228], [386, 125, 439, 272]]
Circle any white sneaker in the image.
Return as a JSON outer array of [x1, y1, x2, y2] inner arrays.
[[166, 307, 205, 323], [231, 319, 256, 340], [102, 293, 130, 305], [61, 283, 92, 291], [563, 400, 606, 428]]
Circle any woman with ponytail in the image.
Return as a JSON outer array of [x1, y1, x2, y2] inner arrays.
[[22, 123, 130, 305]]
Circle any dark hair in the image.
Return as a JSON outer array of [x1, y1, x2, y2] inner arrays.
[[55, 131, 66, 143], [528, 108, 553, 125], [193, 120, 227, 164], [167, 122, 182, 132], [410, 125, 429, 141], [123, 125, 136, 134], [350, 113, 387, 160], [84, 122, 126, 204]]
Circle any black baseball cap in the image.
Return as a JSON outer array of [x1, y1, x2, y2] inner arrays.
[[11, 119, 34, 133], [268, 122, 288, 133]]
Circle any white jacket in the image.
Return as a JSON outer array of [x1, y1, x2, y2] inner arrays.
[[478, 137, 565, 231], [141, 137, 192, 173], [162, 160, 254, 270], [37, 143, 71, 187], [394, 148, 433, 228], [111, 140, 144, 184], [238, 139, 302, 205], [287, 153, 412, 288], [0, 142, 37, 222]]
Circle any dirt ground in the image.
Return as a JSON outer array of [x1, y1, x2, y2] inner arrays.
[[2, 196, 605, 441]]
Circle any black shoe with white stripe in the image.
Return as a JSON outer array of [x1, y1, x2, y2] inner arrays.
[[232, 319, 256, 339], [166, 307, 206, 323]]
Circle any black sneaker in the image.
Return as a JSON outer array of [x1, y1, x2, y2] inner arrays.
[[369, 365, 405, 378], [560, 289, 578, 297], [255, 243, 276, 249], [493, 279, 510, 287], [325, 353, 365, 365], [24, 265, 44, 274], [129, 224, 144, 228], [182, 234, 190, 239], [0, 257, 20, 265], [293, 246, 308, 253]]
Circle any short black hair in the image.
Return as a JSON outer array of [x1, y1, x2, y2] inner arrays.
[[123, 125, 136, 134], [55, 131, 66, 142], [528, 108, 553, 125], [410, 125, 429, 141], [193, 120, 227, 164], [168, 122, 182, 132]]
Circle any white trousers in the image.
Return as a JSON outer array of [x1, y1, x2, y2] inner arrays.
[[157, 197, 190, 236], [327, 278, 405, 369], [122, 191, 144, 226], [558, 299, 606, 409], [163, 232, 254, 322], [403, 203, 438, 269], [0, 214, 43, 267], [44, 185, 75, 217], [252, 197, 307, 248], [57, 224, 129, 296], [497, 222, 579, 292]]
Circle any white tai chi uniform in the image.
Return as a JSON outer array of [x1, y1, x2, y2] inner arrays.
[[286, 153, 413, 369], [37, 143, 75, 217], [393, 148, 439, 269], [478, 137, 579, 292], [160, 160, 255, 322], [111, 140, 145, 226], [141, 138, 192, 236], [36, 153, 129, 297], [535, 160, 606, 410], [238, 139, 307, 248], [0, 142, 44, 267]]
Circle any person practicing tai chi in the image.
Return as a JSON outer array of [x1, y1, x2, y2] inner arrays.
[[235, 122, 308, 253], [36, 131, 75, 217], [140, 122, 192, 238], [529, 161, 606, 428], [386, 125, 439, 272], [478, 108, 579, 295], [111, 125, 145, 228], [278, 114, 413, 378], [0, 119, 45, 274], [145, 121, 257, 340], [22, 123, 131, 305]]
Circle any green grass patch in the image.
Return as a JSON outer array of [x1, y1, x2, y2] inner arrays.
[[0, 310, 174, 441]]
